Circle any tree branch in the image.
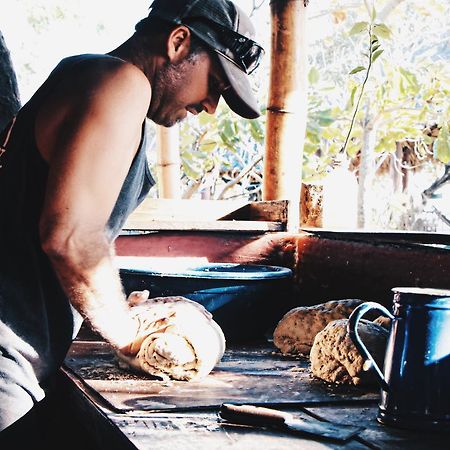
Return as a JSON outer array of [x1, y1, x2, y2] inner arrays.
[[215, 155, 263, 200]]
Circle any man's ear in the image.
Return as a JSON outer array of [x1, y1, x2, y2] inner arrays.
[[166, 25, 191, 63]]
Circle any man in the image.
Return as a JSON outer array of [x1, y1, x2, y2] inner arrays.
[[0, 0, 263, 443]]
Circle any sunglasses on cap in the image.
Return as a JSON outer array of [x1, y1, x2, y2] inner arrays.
[[184, 17, 265, 75]]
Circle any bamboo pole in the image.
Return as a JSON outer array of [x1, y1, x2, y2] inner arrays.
[[156, 124, 181, 199], [263, 0, 308, 232]]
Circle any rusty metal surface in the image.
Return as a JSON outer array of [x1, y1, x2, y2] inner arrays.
[[64, 340, 379, 413], [105, 410, 370, 450], [305, 406, 449, 450], [61, 341, 449, 449]]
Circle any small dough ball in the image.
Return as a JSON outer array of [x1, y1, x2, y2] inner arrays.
[[310, 319, 388, 386], [273, 299, 364, 355]]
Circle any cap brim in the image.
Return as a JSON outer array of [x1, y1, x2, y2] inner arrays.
[[218, 55, 261, 119]]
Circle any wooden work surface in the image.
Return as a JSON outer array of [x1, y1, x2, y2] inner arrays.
[[62, 340, 449, 450]]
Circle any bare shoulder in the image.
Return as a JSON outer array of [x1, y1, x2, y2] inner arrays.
[[66, 55, 151, 113], [36, 55, 151, 161], [39, 55, 152, 125]]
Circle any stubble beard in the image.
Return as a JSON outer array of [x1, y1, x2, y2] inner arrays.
[[147, 58, 192, 128]]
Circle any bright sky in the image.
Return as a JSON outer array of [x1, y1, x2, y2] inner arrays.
[[0, 0, 280, 102], [0, 1, 149, 101], [1, 0, 333, 102]]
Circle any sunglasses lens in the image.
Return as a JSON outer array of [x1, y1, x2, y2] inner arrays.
[[242, 44, 264, 74], [195, 18, 264, 75]]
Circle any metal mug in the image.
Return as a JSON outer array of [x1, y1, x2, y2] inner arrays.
[[348, 287, 450, 431]]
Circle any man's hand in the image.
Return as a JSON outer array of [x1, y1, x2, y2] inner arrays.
[[127, 289, 150, 306], [116, 290, 151, 357]]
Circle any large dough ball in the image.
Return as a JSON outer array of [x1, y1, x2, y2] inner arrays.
[[310, 319, 388, 386], [273, 299, 364, 355], [118, 296, 226, 381]]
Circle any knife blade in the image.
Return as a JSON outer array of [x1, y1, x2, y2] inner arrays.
[[219, 403, 364, 442]]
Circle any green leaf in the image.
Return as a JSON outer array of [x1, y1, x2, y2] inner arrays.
[[180, 131, 196, 149], [349, 65, 366, 75], [303, 141, 319, 155], [398, 67, 419, 94], [371, 43, 381, 52], [306, 128, 321, 144], [433, 123, 450, 163], [221, 120, 236, 143], [350, 85, 358, 107], [182, 160, 201, 179], [346, 139, 361, 157], [199, 140, 217, 152], [308, 66, 320, 84], [249, 119, 264, 142], [316, 111, 335, 126], [371, 49, 384, 63], [321, 126, 340, 140], [371, 5, 377, 21], [373, 23, 392, 39], [349, 21, 368, 35], [399, 77, 405, 96]]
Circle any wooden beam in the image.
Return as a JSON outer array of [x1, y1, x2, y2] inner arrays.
[[121, 220, 283, 233], [263, 0, 309, 232], [122, 199, 288, 232], [221, 200, 289, 222], [124, 198, 250, 223]]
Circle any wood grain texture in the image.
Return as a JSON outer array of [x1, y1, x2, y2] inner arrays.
[[64, 341, 379, 413], [59, 340, 449, 449], [122, 199, 288, 232]]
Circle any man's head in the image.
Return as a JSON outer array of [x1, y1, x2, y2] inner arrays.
[[135, 0, 264, 127]]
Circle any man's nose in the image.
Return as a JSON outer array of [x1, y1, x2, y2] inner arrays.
[[202, 92, 221, 114]]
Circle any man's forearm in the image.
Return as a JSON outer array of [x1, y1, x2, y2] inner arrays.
[[45, 237, 138, 351]]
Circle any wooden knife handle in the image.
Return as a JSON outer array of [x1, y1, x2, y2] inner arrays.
[[220, 403, 291, 427]]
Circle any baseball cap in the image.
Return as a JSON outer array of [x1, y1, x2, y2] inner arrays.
[[146, 0, 264, 119]]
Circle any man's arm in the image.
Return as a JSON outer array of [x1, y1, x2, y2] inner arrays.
[[36, 59, 152, 354]]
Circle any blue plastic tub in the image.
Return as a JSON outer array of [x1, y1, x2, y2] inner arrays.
[[119, 263, 293, 342]]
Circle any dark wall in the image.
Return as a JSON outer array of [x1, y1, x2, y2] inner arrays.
[[295, 236, 449, 307]]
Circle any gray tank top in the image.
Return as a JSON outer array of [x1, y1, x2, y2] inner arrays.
[[0, 54, 154, 399]]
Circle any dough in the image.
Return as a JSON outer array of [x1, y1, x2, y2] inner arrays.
[[118, 296, 226, 381], [310, 319, 388, 386], [373, 315, 391, 329], [273, 299, 364, 355]]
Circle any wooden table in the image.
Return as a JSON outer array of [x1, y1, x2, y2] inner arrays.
[[60, 340, 449, 450]]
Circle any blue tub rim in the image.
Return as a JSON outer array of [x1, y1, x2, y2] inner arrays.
[[119, 263, 293, 280]]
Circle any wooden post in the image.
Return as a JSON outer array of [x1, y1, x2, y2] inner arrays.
[[156, 124, 181, 199], [263, 0, 308, 232]]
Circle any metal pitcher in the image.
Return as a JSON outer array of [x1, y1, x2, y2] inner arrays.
[[348, 287, 450, 431]]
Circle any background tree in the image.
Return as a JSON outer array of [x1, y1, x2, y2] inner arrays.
[[2, 0, 449, 230], [303, 0, 450, 230]]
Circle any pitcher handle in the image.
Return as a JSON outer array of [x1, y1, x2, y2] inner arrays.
[[347, 302, 394, 392]]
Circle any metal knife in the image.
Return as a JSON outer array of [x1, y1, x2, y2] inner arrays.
[[219, 403, 364, 442]]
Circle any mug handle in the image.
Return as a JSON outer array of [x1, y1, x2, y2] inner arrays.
[[347, 302, 394, 392]]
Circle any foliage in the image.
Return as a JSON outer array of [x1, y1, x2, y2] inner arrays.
[[3, 0, 449, 208], [303, 0, 450, 184], [178, 102, 265, 199], [166, 0, 450, 202], [341, 18, 390, 154]]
